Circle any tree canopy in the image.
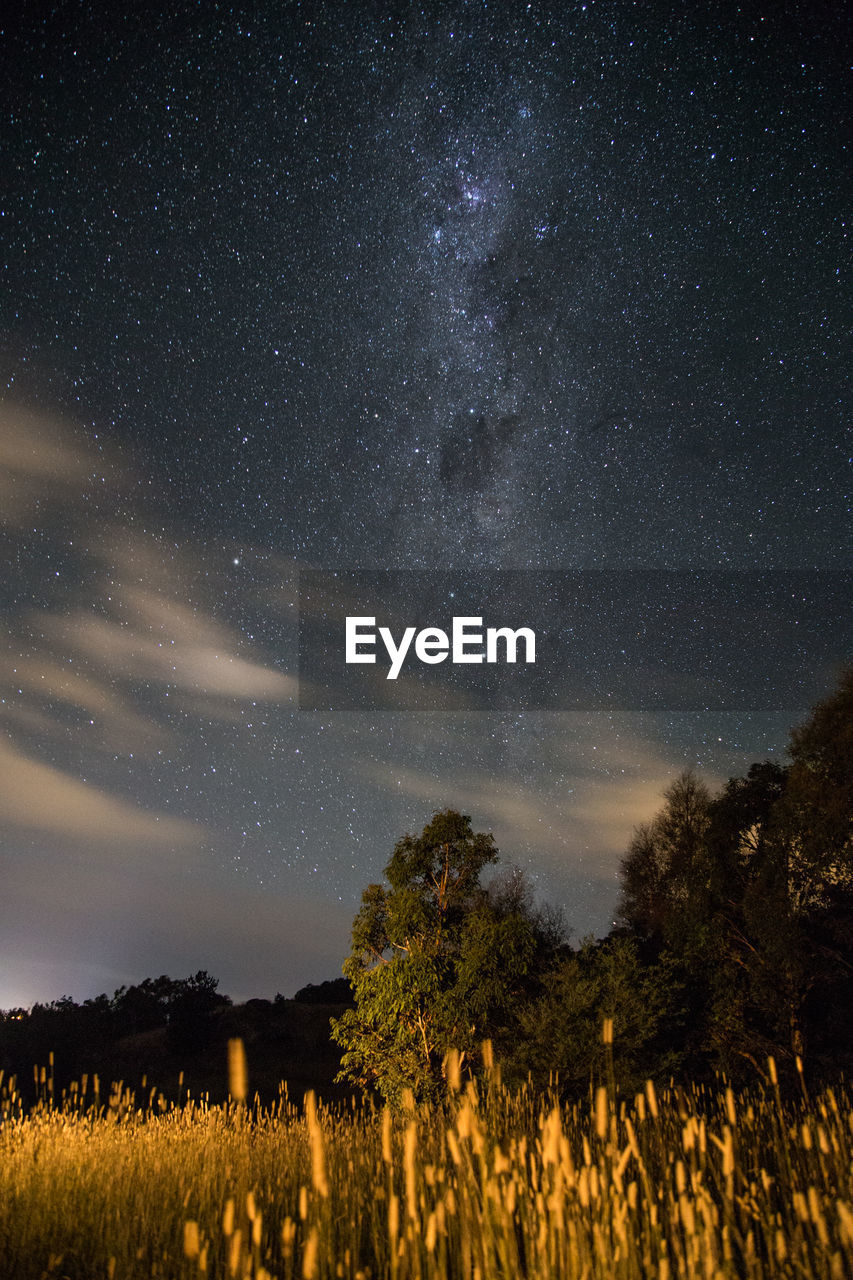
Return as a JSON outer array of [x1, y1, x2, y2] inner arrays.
[[336, 671, 852, 1102], [331, 808, 557, 1104], [612, 671, 853, 1079]]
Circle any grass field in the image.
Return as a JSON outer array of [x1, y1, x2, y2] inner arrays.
[[0, 1047, 851, 1279]]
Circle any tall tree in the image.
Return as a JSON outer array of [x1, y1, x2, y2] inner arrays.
[[331, 809, 550, 1104], [617, 771, 712, 949], [782, 667, 853, 911], [709, 676, 853, 1072], [614, 673, 853, 1077], [701, 761, 801, 1073]]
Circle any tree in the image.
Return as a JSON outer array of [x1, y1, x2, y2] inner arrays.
[[616, 763, 806, 1075], [111, 975, 181, 1037], [165, 971, 231, 1056], [754, 672, 853, 1066], [331, 809, 553, 1104], [700, 761, 802, 1074], [782, 667, 853, 912], [702, 677, 853, 1074], [617, 771, 712, 949], [294, 978, 354, 1005], [613, 672, 853, 1078], [511, 936, 684, 1097]]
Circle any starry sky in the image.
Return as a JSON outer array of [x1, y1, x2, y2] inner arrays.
[[1, 0, 849, 1008]]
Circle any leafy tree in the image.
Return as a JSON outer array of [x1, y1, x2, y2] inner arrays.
[[617, 771, 712, 949], [701, 677, 853, 1074], [294, 978, 354, 1005], [165, 971, 231, 1056], [511, 936, 684, 1097], [742, 675, 853, 1068], [782, 667, 853, 911], [111, 975, 181, 1037], [331, 809, 554, 1104], [613, 672, 853, 1079], [700, 761, 802, 1074], [706, 761, 789, 895]]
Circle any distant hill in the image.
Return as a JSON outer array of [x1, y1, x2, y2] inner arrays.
[[293, 977, 354, 1005]]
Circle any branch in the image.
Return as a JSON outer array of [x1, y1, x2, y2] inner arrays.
[[719, 912, 764, 963]]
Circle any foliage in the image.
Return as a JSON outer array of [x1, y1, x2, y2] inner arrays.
[[783, 666, 853, 909], [329, 673, 851, 1103], [700, 679, 853, 1077], [614, 670, 853, 1081], [617, 770, 713, 948], [293, 978, 353, 1005], [2, 669, 850, 1120], [165, 971, 232, 1057], [0, 973, 230, 1098], [511, 935, 685, 1096], [331, 808, 555, 1104]]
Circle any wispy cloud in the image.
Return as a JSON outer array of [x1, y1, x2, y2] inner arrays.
[[1, 406, 297, 786], [0, 405, 129, 524], [354, 717, 680, 873], [0, 739, 199, 847], [55, 590, 296, 703]]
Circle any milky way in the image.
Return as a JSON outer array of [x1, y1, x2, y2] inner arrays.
[[0, 2, 848, 1005]]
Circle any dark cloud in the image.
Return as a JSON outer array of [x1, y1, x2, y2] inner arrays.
[[439, 413, 521, 494]]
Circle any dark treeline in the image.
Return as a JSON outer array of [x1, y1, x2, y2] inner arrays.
[[0, 972, 230, 1097], [596, 666, 853, 1093], [2, 670, 850, 1106], [0, 972, 352, 1106], [332, 667, 853, 1103]]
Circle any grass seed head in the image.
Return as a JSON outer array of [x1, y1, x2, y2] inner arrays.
[[227, 1039, 247, 1103]]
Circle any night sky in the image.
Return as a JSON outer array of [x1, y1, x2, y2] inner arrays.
[[1, 1, 849, 1008]]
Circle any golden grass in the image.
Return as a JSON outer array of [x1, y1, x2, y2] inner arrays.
[[0, 1052, 851, 1278]]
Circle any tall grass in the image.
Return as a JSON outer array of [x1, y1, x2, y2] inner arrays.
[[0, 1049, 851, 1278]]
